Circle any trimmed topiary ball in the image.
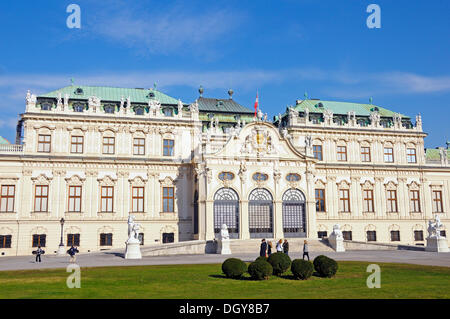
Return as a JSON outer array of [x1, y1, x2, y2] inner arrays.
[[222, 258, 247, 279], [255, 256, 268, 263], [291, 259, 313, 280], [248, 260, 273, 280], [267, 252, 291, 276], [313, 255, 338, 278]]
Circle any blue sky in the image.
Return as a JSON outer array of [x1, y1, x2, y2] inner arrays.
[[0, 0, 449, 147]]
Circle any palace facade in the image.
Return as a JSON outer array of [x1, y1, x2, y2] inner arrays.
[[0, 85, 449, 256]]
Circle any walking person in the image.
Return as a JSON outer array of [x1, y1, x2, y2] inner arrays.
[[267, 241, 272, 256], [302, 240, 310, 261], [67, 245, 79, 263], [283, 239, 289, 256], [34, 246, 44, 263], [260, 239, 267, 257], [276, 239, 283, 252]]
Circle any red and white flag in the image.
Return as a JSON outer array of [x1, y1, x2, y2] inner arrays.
[[254, 92, 259, 117]]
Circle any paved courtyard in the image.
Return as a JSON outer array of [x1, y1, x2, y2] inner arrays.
[[0, 249, 449, 271]]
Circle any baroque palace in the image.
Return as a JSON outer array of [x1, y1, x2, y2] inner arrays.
[[0, 85, 449, 256]]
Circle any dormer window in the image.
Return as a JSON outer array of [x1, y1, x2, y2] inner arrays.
[[148, 92, 155, 98], [104, 105, 115, 114], [217, 100, 224, 107], [41, 102, 52, 111], [134, 106, 145, 115], [163, 107, 173, 117], [73, 104, 84, 112], [74, 88, 83, 95]]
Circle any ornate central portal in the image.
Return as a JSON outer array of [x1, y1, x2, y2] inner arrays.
[[248, 188, 273, 238]]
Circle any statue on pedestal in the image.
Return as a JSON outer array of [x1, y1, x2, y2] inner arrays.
[[426, 215, 449, 252], [328, 224, 345, 252], [125, 215, 142, 259], [216, 224, 231, 255]]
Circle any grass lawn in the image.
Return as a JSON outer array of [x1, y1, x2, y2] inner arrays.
[[0, 261, 449, 299]]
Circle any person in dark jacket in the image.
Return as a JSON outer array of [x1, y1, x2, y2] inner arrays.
[[283, 239, 289, 255], [267, 241, 272, 256], [260, 239, 267, 257], [68, 246, 79, 263], [35, 246, 44, 263], [303, 240, 310, 261]]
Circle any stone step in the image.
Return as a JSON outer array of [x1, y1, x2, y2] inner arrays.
[[228, 238, 334, 253]]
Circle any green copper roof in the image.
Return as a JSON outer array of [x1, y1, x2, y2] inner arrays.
[[197, 97, 254, 114], [39, 85, 179, 105], [0, 136, 10, 144], [425, 148, 450, 160], [291, 99, 410, 118]]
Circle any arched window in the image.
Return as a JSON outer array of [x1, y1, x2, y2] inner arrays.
[[73, 103, 85, 113], [248, 188, 273, 238], [282, 189, 306, 237], [213, 188, 239, 238], [104, 105, 115, 114]]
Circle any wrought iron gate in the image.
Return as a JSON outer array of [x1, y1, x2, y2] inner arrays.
[[248, 188, 273, 238], [282, 189, 306, 237], [214, 188, 240, 239]]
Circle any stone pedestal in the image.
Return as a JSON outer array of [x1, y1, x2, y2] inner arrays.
[[57, 244, 66, 256], [426, 237, 449, 252], [216, 239, 231, 255], [328, 235, 345, 252], [125, 238, 142, 259]]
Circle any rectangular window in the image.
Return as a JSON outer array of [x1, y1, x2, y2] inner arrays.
[[32, 234, 46, 247], [37, 134, 51, 153], [317, 231, 327, 239], [432, 190, 443, 213], [387, 190, 398, 212], [132, 187, 144, 212], [100, 233, 112, 246], [440, 230, 446, 237], [133, 138, 145, 155], [0, 185, 15, 212], [34, 185, 49, 212], [342, 231, 352, 241], [337, 146, 347, 161], [162, 187, 174, 212], [102, 137, 115, 154], [0, 235, 12, 248], [313, 145, 323, 160], [390, 230, 400, 242], [410, 190, 421, 212], [363, 189, 374, 212], [138, 233, 144, 245], [101, 186, 114, 212], [414, 230, 424, 241], [163, 139, 174, 156], [407, 148, 417, 163], [361, 146, 371, 162], [67, 233, 80, 246], [339, 189, 350, 212], [70, 136, 84, 154], [315, 189, 326, 212], [384, 147, 394, 163], [68, 186, 82, 212], [367, 231, 377, 242]]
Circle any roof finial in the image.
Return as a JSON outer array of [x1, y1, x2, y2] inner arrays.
[[304, 91, 308, 99], [369, 97, 373, 104], [71, 78, 74, 86], [228, 88, 234, 99], [153, 82, 157, 90], [199, 85, 204, 97]]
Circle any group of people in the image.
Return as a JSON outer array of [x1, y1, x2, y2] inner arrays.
[[260, 239, 310, 260], [32, 245, 79, 263]]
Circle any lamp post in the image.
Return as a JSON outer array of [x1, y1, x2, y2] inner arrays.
[[57, 217, 65, 255]]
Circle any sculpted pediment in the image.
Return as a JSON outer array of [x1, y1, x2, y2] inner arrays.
[[212, 122, 306, 160]]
